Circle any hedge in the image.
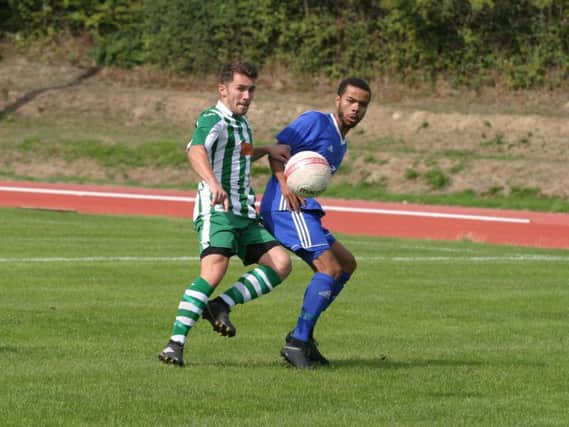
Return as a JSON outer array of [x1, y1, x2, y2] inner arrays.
[[2, 0, 568, 88]]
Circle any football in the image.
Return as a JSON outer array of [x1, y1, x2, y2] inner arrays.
[[284, 151, 332, 197]]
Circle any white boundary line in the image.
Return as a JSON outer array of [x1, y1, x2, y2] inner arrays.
[[0, 255, 566, 263], [0, 185, 531, 224]]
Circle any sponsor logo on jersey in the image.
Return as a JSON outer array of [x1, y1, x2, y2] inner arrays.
[[241, 142, 254, 156]]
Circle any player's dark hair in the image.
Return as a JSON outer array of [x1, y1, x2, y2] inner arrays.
[[337, 77, 372, 100], [219, 62, 258, 83]]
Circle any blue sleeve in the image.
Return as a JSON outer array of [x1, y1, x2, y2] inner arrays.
[[275, 111, 320, 153]]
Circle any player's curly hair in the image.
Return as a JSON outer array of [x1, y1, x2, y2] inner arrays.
[[219, 62, 258, 83], [337, 77, 371, 100]]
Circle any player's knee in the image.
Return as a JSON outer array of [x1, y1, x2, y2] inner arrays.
[[313, 250, 344, 279], [331, 264, 343, 280], [275, 257, 292, 280], [267, 247, 292, 280], [345, 255, 357, 274], [327, 264, 343, 280], [316, 259, 343, 279], [337, 249, 357, 275]]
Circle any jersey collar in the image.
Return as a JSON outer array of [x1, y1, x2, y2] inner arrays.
[[216, 100, 241, 119], [329, 113, 347, 145]]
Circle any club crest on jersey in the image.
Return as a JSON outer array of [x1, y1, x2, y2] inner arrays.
[[241, 142, 254, 156]]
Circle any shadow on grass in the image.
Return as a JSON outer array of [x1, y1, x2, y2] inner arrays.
[[167, 354, 547, 370], [332, 356, 547, 369], [0, 345, 19, 353], [332, 357, 483, 369], [0, 67, 100, 121], [189, 357, 481, 370]]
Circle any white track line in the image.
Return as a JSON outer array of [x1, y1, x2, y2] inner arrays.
[[0, 256, 200, 263], [0, 185, 531, 224], [0, 186, 195, 203], [322, 205, 530, 223]]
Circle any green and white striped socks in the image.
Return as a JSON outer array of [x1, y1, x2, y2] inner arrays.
[[170, 277, 213, 345], [219, 265, 282, 308], [169, 266, 281, 344]]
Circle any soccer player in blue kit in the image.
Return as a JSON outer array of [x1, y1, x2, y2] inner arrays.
[[260, 77, 372, 369]]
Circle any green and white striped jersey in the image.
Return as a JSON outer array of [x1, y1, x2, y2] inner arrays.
[[187, 100, 258, 220]]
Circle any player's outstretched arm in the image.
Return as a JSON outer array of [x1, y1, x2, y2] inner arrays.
[[252, 144, 290, 162]]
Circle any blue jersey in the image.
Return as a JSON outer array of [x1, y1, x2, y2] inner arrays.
[[260, 111, 346, 213]]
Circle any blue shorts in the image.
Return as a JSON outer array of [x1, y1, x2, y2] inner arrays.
[[260, 209, 336, 264]]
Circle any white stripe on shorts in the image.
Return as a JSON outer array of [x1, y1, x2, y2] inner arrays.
[[278, 195, 288, 211], [291, 211, 312, 249]]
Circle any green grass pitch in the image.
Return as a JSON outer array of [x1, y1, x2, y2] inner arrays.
[[1, 207, 568, 426]]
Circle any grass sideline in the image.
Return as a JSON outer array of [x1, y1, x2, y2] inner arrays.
[[1, 207, 568, 426]]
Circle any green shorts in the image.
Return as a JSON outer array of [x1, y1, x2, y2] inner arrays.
[[194, 211, 278, 264]]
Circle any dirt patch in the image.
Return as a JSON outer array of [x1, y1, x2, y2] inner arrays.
[[1, 53, 568, 198]]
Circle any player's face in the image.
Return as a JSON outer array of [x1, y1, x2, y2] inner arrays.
[[335, 85, 370, 133], [218, 72, 256, 116]]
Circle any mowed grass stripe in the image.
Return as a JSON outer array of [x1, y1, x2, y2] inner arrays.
[[1, 207, 568, 426]]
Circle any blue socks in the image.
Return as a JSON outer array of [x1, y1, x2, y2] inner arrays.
[[327, 271, 350, 309], [293, 272, 339, 342]]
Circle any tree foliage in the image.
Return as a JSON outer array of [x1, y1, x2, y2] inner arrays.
[[3, 0, 568, 88]]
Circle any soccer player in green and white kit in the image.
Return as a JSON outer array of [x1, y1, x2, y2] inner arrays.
[[159, 62, 292, 367]]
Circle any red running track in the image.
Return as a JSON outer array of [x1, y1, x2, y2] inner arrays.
[[1, 180, 569, 250]]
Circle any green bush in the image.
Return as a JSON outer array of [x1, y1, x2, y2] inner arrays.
[[424, 168, 451, 190], [404, 168, 420, 180], [4, 0, 568, 88]]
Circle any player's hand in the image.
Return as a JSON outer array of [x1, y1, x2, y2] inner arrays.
[[268, 144, 291, 164], [209, 181, 229, 211], [282, 184, 304, 212]]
